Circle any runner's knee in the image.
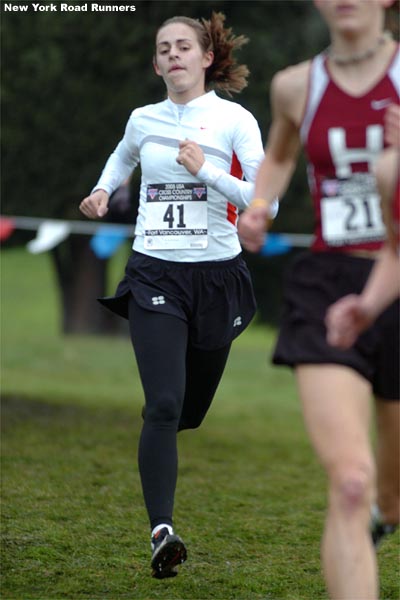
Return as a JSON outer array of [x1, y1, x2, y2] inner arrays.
[[330, 462, 375, 512], [145, 393, 182, 426]]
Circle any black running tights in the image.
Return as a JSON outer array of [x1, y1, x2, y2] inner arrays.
[[128, 296, 231, 530]]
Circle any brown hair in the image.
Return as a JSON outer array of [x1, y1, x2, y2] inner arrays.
[[156, 12, 249, 95]]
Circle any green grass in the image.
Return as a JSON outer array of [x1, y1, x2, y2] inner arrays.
[[1, 247, 399, 600]]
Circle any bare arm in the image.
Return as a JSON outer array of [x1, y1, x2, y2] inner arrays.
[[376, 148, 399, 249], [238, 64, 307, 252], [326, 245, 399, 348], [358, 245, 399, 317]]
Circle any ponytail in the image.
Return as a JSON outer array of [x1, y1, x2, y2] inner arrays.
[[202, 12, 249, 96]]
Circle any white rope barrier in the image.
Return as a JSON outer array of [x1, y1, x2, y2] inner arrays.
[[1, 215, 313, 247]]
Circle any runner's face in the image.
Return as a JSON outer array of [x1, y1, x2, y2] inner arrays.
[[314, 0, 389, 35], [154, 23, 213, 102]]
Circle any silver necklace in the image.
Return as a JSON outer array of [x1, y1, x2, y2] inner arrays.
[[327, 31, 392, 66]]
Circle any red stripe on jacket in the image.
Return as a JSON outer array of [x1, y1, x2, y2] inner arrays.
[[227, 152, 243, 225]]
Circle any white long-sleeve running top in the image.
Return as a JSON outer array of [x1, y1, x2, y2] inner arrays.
[[94, 91, 265, 261]]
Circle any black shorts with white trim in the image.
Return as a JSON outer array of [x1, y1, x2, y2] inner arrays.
[[98, 251, 256, 350]]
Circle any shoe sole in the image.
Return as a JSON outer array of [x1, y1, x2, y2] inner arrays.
[[151, 535, 187, 579]]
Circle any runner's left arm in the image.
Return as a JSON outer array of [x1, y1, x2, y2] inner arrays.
[[195, 110, 270, 211]]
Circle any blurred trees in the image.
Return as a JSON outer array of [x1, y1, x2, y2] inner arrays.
[[2, 0, 330, 332]]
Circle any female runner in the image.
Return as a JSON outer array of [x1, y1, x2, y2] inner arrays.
[[80, 12, 269, 579], [238, 1, 399, 598]]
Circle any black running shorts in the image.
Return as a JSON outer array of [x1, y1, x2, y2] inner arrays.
[[272, 251, 399, 401], [98, 251, 256, 350]]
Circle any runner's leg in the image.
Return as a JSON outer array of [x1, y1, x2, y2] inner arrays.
[[296, 364, 378, 600], [128, 296, 188, 530], [178, 342, 231, 431]]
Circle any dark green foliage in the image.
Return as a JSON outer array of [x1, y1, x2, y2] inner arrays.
[[2, 0, 328, 228]]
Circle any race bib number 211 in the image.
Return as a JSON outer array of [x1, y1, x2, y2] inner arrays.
[[320, 175, 385, 246]]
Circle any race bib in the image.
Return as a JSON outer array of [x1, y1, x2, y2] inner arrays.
[[144, 183, 208, 250], [320, 174, 385, 246]]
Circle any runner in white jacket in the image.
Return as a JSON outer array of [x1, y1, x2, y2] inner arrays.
[[80, 12, 271, 579], [94, 90, 266, 261]]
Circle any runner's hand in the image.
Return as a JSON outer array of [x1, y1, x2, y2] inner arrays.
[[325, 294, 373, 348], [177, 139, 205, 175], [80, 189, 109, 219], [238, 206, 269, 253]]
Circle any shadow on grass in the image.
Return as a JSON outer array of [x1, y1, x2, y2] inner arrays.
[[2, 393, 138, 429]]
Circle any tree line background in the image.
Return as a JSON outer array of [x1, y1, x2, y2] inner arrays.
[[0, 0, 362, 332]]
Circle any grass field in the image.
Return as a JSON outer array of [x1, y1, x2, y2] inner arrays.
[[1, 247, 399, 600]]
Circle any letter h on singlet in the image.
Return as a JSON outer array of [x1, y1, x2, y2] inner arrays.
[[328, 125, 383, 178]]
